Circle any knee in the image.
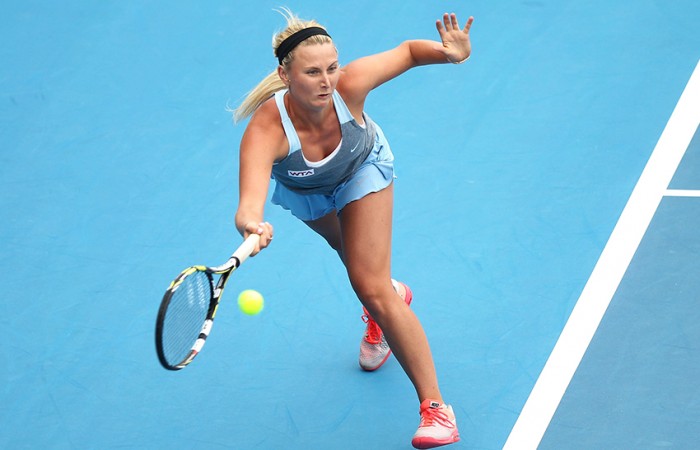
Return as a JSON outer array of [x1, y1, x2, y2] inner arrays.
[[348, 274, 396, 317]]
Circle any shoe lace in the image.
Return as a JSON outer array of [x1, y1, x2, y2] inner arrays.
[[420, 407, 454, 428], [361, 311, 382, 344]]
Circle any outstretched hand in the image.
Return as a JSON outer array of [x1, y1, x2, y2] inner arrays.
[[436, 13, 474, 64]]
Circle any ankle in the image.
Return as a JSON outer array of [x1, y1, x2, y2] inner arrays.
[[419, 395, 444, 405]]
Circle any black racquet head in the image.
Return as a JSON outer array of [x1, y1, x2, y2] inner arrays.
[[155, 267, 215, 370]]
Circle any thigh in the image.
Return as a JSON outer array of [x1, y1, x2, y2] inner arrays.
[[304, 210, 343, 256], [339, 183, 394, 284]]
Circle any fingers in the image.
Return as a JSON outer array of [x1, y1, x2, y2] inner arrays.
[[450, 13, 459, 30], [436, 13, 473, 34], [244, 221, 274, 255], [437, 13, 454, 32], [435, 18, 445, 35], [463, 16, 474, 33]]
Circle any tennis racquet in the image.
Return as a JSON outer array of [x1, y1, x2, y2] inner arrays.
[[155, 234, 260, 370]]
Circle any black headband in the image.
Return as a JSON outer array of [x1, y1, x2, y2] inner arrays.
[[275, 26, 331, 65]]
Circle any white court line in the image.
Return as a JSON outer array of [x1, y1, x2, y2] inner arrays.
[[665, 189, 700, 197], [503, 59, 700, 450]]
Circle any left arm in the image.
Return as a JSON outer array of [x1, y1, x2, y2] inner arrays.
[[338, 13, 473, 110]]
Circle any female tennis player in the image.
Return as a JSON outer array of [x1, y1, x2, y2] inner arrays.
[[233, 9, 473, 448]]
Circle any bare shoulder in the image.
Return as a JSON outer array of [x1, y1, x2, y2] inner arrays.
[[337, 65, 370, 119], [241, 96, 288, 163]]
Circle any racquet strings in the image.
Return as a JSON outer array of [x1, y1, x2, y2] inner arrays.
[[161, 270, 213, 366]]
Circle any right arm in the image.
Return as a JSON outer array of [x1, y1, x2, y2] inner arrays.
[[235, 99, 287, 255]]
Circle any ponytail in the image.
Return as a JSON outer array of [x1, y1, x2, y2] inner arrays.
[[232, 70, 286, 123]]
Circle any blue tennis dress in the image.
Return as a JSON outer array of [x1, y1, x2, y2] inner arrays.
[[270, 89, 395, 221]]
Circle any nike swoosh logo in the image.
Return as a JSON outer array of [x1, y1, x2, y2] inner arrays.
[[349, 142, 361, 153]]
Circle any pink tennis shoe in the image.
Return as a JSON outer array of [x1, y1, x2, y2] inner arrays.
[[411, 399, 460, 449]]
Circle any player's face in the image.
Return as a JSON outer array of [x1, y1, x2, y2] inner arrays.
[[284, 43, 339, 109]]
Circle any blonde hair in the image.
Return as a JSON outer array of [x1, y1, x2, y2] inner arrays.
[[232, 8, 333, 123]]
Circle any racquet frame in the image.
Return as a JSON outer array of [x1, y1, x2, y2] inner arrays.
[[155, 234, 260, 370]]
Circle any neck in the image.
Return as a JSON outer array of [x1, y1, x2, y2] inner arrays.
[[285, 91, 334, 129]]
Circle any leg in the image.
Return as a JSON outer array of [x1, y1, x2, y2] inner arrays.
[[339, 184, 442, 403], [303, 210, 344, 260]]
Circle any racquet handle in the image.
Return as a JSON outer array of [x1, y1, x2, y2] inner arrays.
[[232, 233, 261, 266]]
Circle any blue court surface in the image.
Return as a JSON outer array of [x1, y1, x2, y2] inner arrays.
[[2, 1, 699, 449]]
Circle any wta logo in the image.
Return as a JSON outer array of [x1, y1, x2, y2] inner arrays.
[[288, 169, 315, 178]]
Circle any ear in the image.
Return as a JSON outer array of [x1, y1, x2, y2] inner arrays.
[[277, 65, 290, 86]]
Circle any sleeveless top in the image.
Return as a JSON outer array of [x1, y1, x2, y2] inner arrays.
[[270, 89, 377, 195]]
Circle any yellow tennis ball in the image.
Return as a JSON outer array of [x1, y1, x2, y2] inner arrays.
[[238, 289, 264, 315]]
